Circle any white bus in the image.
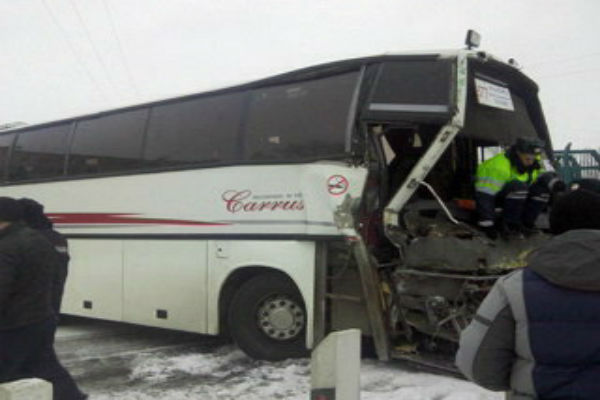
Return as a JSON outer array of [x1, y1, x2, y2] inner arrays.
[[0, 48, 553, 362]]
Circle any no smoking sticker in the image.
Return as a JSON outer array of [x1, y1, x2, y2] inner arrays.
[[327, 175, 349, 196]]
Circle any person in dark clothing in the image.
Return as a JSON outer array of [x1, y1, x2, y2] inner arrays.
[[0, 197, 86, 400], [456, 186, 600, 399], [569, 177, 600, 195], [548, 183, 600, 235], [18, 198, 70, 314]]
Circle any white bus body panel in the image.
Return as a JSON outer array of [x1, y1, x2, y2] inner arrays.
[[122, 240, 208, 332], [4, 162, 367, 237], [62, 240, 124, 321], [3, 162, 367, 342], [62, 240, 209, 333]]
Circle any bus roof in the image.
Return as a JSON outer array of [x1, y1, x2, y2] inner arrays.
[[3, 49, 530, 135]]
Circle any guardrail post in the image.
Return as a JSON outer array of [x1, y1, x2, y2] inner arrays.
[[310, 329, 361, 400], [0, 379, 52, 400]]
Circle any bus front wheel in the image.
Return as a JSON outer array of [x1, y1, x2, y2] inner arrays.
[[227, 273, 308, 361]]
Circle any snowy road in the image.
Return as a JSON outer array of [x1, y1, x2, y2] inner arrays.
[[55, 317, 503, 400]]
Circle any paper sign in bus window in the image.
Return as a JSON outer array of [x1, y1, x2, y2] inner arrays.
[[475, 78, 514, 111]]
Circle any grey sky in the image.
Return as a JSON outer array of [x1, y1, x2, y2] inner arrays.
[[2, 0, 599, 149]]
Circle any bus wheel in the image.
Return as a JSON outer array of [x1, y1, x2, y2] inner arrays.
[[227, 273, 308, 361]]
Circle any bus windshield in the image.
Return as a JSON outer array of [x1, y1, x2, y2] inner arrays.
[[462, 56, 551, 152]]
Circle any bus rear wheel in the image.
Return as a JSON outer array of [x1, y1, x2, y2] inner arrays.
[[227, 273, 308, 361]]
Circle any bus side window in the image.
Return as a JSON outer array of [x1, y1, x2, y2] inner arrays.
[[0, 133, 16, 183], [67, 110, 146, 176], [8, 124, 69, 182], [243, 72, 359, 162], [142, 93, 244, 167], [69, 157, 101, 175]]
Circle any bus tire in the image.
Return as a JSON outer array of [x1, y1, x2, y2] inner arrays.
[[227, 273, 308, 361]]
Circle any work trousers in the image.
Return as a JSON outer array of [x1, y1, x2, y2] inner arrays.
[[477, 177, 551, 229], [0, 317, 85, 400]]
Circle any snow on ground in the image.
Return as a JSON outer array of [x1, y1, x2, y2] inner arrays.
[[88, 344, 503, 400]]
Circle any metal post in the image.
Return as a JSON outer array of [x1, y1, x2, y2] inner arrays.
[[333, 196, 391, 362], [0, 379, 52, 400], [313, 241, 328, 347], [310, 329, 361, 400]]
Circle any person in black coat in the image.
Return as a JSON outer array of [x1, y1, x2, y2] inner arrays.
[[18, 198, 70, 314], [0, 197, 86, 400]]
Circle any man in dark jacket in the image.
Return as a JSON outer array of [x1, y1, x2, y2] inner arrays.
[[0, 197, 85, 400], [18, 198, 70, 314], [455, 186, 600, 399]]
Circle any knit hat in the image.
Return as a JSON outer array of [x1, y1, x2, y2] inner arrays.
[[513, 137, 545, 154], [0, 197, 23, 222], [550, 184, 600, 234]]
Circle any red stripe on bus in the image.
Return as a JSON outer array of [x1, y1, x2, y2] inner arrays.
[[46, 213, 229, 227]]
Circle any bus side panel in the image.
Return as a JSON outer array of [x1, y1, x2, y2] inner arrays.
[[121, 240, 208, 332], [206, 240, 316, 347], [61, 240, 124, 320]]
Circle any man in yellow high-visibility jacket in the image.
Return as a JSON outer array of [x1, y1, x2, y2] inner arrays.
[[475, 138, 565, 239]]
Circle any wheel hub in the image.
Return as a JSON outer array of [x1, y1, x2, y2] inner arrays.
[[257, 295, 305, 341]]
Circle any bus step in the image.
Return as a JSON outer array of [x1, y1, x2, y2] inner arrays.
[[390, 349, 461, 377], [325, 293, 363, 303]]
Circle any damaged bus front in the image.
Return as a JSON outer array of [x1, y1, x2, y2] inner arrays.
[[330, 49, 554, 364]]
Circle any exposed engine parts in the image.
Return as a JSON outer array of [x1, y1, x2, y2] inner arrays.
[[384, 199, 548, 356]]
